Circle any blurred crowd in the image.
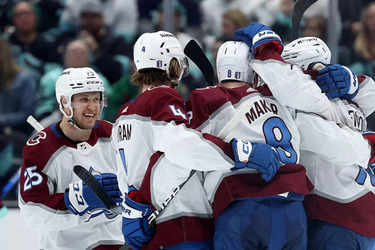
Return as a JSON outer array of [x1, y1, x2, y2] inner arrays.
[[0, 0, 375, 199]]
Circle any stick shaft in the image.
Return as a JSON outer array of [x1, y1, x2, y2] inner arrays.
[[26, 115, 44, 132]]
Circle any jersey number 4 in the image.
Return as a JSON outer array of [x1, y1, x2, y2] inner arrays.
[[169, 105, 187, 120]]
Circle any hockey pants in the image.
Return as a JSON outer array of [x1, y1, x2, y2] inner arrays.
[[308, 220, 375, 250], [214, 195, 307, 250]]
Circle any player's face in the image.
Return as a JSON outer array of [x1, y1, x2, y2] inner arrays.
[[71, 92, 101, 129]]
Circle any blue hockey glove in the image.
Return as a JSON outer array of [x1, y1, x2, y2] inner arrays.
[[234, 22, 283, 56], [122, 189, 155, 250], [232, 139, 281, 182], [64, 173, 122, 216], [316, 64, 359, 100]]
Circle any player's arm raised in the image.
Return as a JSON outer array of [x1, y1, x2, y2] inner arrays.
[[234, 23, 354, 124]]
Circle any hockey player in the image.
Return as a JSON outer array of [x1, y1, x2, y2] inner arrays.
[[113, 31, 282, 250], [281, 37, 375, 250], [19, 67, 124, 250], [234, 24, 375, 249], [283, 37, 375, 131], [186, 41, 312, 249]]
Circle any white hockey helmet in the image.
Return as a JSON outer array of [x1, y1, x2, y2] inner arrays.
[[216, 41, 252, 83], [282, 37, 331, 69], [133, 31, 188, 82], [55, 67, 105, 119]]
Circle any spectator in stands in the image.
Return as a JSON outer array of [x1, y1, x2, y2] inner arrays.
[[0, 0, 15, 33], [201, 0, 278, 38], [177, 0, 203, 37], [338, 0, 363, 50], [55, 0, 131, 84], [272, 0, 294, 42], [0, 38, 37, 181], [221, 9, 249, 38], [137, 0, 202, 37], [302, 14, 354, 65], [103, 60, 139, 122], [350, 2, 375, 78], [60, 0, 138, 41], [303, 15, 327, 41], [153, 1, 207, 98], [154, 1, 188, 35], [35, 0, 65, 34], [35, 39, 112, 124], [6, 1, 60, 77]]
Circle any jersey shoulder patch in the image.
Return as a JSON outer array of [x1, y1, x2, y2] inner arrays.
[[26, 130, 48, 146], [23, 126, 64, 171]]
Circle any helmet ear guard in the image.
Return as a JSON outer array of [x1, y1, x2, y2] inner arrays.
[[216, 41, 252, 84], [59, 96, 72, 117], [282, 37, 331, 69], [133, 31, 188, 83]]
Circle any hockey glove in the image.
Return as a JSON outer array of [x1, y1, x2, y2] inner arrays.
[[64, 173, 122, 216], [232, 139, 281, 182], [234, 22, 283, 57], [122, 188, 155, 250], [316, 64, 359, 100]]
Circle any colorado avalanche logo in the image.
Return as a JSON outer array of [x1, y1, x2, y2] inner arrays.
[[26, 131, 47, 146]]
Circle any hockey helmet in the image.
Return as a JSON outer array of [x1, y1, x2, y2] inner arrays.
[[216, 41, 252, 83], [55, 67, 105, 119], [282, 37, 331, 69], [133, 31, 188, 82]]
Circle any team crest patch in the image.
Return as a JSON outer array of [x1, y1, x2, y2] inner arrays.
[[26, 131, 47, 146]]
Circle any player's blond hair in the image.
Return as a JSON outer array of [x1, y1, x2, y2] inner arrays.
[[131, 58, 181, 87]]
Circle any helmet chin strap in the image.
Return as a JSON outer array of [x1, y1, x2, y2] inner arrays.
[[68, 117, 87, 130], [62, 107, 88, 130]]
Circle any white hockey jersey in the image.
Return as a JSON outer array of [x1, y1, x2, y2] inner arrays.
[[187, 84, 313, 218], [19, 121, 124, 250], [251, 49, 375, 237], [112, 86, 235, 249], [250, 58, 367, 132], [353, 75, 375, 118]]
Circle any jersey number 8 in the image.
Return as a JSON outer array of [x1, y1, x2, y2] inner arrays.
[[263, 117, 297, 164]]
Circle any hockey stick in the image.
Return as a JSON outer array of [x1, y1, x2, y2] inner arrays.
[[147, 170, 196, 225], [73, 166, 129, 248], [184, 40, 216, 85], [1, 169, 20, 199], [291, 0, 318, 40], [26, 115, 44, 132], [73, 165, 122, 215], [74, 164, 197, 225]]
